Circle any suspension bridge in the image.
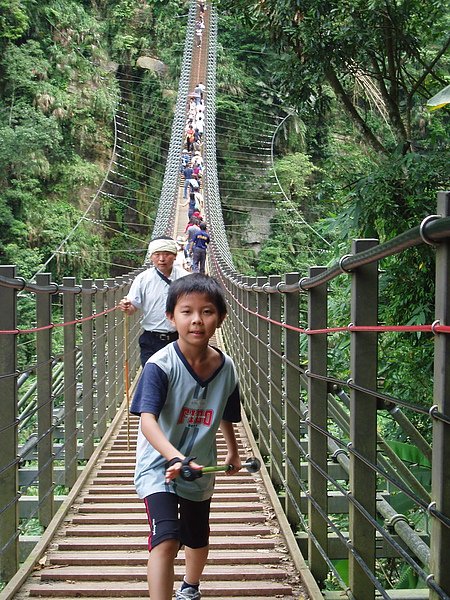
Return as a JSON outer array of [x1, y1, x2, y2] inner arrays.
[[1, 1, 450, 599]]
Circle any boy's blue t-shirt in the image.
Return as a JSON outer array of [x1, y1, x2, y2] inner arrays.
[[130, 341, 241, 502]]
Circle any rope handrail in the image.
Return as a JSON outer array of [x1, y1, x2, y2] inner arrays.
[[215, 214, 450, 293]]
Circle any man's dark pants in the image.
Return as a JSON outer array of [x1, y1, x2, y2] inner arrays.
[[139, 330, 179, 367]]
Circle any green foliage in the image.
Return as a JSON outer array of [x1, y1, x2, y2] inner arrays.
[[217, 0, 450, 154], [274, 152, 321, 213], [0, 0, 29, 45], [254, 209, 320, 276], [0, 106, 63, 179], [386, 441, 431, 469], [2, 40, 51, 100]]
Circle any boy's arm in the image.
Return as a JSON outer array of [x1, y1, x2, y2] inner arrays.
[[140, 412, 202, 483], [219, 420, 242, 475]]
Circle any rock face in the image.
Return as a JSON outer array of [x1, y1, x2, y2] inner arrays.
[[135, 56, 168, 73]]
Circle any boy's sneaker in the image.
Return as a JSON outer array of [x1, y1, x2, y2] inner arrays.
[[176, 586, 201, 600]]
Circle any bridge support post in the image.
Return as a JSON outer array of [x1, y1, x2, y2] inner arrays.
[[284, 272, 301, 528], [241, 278, 251, 415], [307, 266, 329, 584], [115, 277, 125, 415], [430, 191, 450, 600], [257, 276, 270, 458], [247, 278, 259, 438], [0, 265, 19, 582], [221, 273, 236, 368], [348, 239, 378, 600], [81, 279, 94, 460], [95, 280, 107, 439], [63, 277, 78, 489], [36, 273, 55, 528], [106, 278, 117, 419], [269, 275, 283, 488]]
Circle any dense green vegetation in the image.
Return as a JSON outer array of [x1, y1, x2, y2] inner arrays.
[[0, 0, 187, 281]]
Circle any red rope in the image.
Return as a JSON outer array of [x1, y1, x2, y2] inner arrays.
[[0, 305, 119, 335], [210, 253, 450, 336]]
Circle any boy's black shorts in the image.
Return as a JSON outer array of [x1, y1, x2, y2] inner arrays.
[[144, 492, 211, 551]]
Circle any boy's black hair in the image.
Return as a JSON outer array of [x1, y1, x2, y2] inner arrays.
[[199, 222, 207, 230], [166, 274, 227, 317]]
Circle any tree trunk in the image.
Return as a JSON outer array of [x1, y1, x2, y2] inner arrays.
[[324, 68, 388, 156]]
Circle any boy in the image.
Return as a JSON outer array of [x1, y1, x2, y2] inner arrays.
[[130, 274, 242, 600]]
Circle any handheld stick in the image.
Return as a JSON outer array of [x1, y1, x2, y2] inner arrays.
[[179, 457, 261, 481]]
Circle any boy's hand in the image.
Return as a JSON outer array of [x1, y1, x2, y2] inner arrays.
[[165, 459, 203, 484], [224, 453, 242, 476]]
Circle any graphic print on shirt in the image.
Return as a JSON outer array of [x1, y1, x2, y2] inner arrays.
[[176, 382, 212, 456]]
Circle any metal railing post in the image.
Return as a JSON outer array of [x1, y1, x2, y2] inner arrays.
[[236, 278, 246, 394], [115, 278, 125, 406], [247, 277, 258, 435], [284, 272, 301, 527], [95, 280, 107, 438], [81, 279, 94, 459], [257, 277, 269, 458], [430, 191, 450, 599], [62, 277, 78, 489], [307, 266, 329, 583], [239, 279, 250, 413], [0, 265, 19, 582], [268, 275, 283, 488], [106, 278, 117, 419], [36, 273, 54, 528], [221, 275, 235, 367], [348, 239, 378, 600]]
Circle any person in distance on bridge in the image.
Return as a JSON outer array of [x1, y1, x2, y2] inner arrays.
[[182, 162, 194, 199], [197, 81, 205, 100], [185, 124, 195, 153], [185, 217, 201, 249], [193, 83, 202, 105], [130, 273, 242, 600], [190, 222, 210, 275], [174, 236, 191, 272], [118, 237, 189, 367]]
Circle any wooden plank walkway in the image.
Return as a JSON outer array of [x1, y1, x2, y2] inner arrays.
[[13, 412, 309, 600]]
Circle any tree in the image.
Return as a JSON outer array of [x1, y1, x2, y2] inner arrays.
[[217, 0, 450, 156], [0, 0, 28, 46]]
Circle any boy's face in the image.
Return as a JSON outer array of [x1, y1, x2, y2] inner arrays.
[[166, 292, 226, 347]]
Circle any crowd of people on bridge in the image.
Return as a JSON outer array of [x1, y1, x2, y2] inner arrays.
[[178, 74, 211, 277]]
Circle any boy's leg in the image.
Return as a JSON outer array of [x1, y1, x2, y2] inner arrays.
[[144, 493, 181, 600], [177, 497, 211, 596], [148, 538, 180, 600], [184, 544, 209, 585]]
